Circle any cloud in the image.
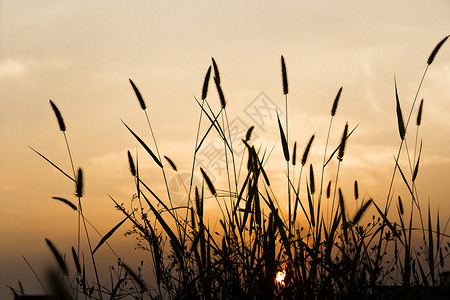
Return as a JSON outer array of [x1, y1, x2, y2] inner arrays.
[[0, 59, 27, 78]]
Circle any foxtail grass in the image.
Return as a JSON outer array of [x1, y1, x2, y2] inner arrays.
[[20, 35, 450, 300]]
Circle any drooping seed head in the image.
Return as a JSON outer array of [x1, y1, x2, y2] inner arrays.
[[164, 156, 178, 171], [52, 197, 77, 211], [427, 35, 449, 65], [45, 238, 68, 276], [129, 79, 147, 110], [49, 100, 66, 132], [331, 87, 343, 116]]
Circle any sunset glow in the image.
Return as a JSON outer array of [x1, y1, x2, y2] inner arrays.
[[276, 270, 286, 286]]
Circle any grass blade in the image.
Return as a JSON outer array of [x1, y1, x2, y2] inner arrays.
[[29, 146, 75, 182], [92, 217, 127, 254], [428, 203, 435, 284], [122, 121, 162, 168], [412, 140, 422, 182], [277, 113, 289, 162]]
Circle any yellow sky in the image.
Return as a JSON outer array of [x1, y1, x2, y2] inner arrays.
[[1, 0, 450, 297]]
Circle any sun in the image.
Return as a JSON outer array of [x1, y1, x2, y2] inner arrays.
[[275, 270, 286, 286]]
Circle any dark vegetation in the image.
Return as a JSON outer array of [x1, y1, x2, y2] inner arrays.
[[9, 35, 450, 299]]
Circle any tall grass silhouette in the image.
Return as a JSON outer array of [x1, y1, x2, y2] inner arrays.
[[11, 35, 450, 299]]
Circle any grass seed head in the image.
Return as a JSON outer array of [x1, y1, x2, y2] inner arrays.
[[245, 126, 254, 142], [49, 100, 66, 132], [45, 238, 68, 276], [301, 134, 315, 166], [309, 164, 315, 195], [75, 168, 84, 198], [354, 180, 359, 200], [127, 150, 136, 177], [416, 99, 424, 126], [292, 141, 297, 166], [214, 76, 226, 109], [200, 167, 216, 196], [202, 66, 212, 100], [129, 79, 147, 110], [394, 78, 406, 140], [281, 55, 288, 95], [398, 196, 404, 216], [427, 35, 449, 65], [337, 123, 349, 161], [52, 197, 77, 211], [212, 57, 220, 84], [326, 181, 331, 199], [331, 87, 343, 116], [164, 156, 178, 172]]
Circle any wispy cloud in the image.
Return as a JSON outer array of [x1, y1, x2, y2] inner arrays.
[[0, 59, 27, 78]]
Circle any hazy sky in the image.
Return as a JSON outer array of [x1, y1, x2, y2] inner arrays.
[[1, 0, 450, 297]]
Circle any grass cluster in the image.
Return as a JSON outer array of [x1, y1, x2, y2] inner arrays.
[[10, 35, 450, 299]]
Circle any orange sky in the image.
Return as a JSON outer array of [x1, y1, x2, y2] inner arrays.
[[1, 0, 450, 297]]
